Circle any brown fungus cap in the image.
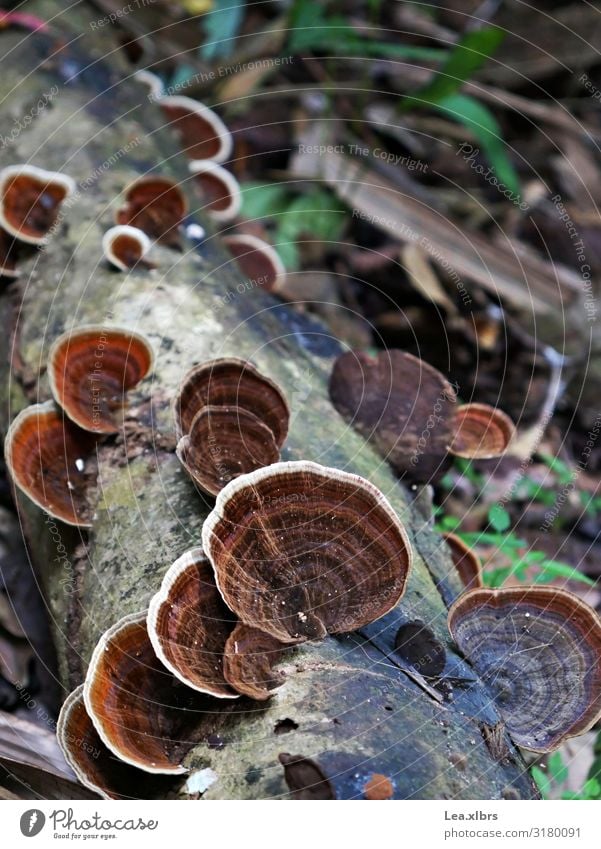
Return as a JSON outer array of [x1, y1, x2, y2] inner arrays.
[[147, 548, 238, 698], [174, 357, 289, 445], [57, 686, 174, 800], [443, 532, 483, 592], [84, 612, 198, 774], [102, 225, 151, 271], [449, 403, 515, 460], [448, 587, 601, 752], [189, 161, 241, 223], [4, 402, 93, 527], [116, 175, 188, 246], [329, 349, 457, 482], [223, 623, 287, 701], [159, 96, 232, 162], [48, 325, 154, 434], [0, 165, 75, 245], [202, 461, 412, 644], [176, 405, 280, 496], [222, 234, 286, 294]]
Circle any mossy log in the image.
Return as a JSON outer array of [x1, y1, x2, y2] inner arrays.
[[0, 1, 538, 800]]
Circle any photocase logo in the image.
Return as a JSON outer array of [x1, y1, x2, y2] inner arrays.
[[19, 810, 46, 837]]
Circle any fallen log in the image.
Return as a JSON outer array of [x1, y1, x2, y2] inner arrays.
[[0, 1, 538, 800]]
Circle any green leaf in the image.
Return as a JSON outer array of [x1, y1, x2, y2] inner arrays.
[[275, 188, 347, 269], [531, 766, 551, 799], [582, 778, 601, 800], [201, 0, 246, 61], [403, 27, 504, 106], [287, 0, 443, 60], [533, 559, 595, 587], [548, 752, 568, 785], [488, 504, 511, 533], [239, 182, 291, 220], [435, 93, 521, 195]]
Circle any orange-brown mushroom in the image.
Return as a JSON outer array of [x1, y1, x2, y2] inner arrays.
[[223, 623, 287, 700], [48, 325, 154, 434], [448, 587, 601, 752], [4, 401, 94, 526], [222, 234, 286, 293], [449, 403, 515, 460], [147, 548, 238, 698], [57, 685, 175, 799], [174, 357, 289, 446], [202, 461, 412, 644], [116, 175, 188, 246], [84, 612, 199, 773], [102, 225, 151, 271], [329, 349, 457, 482], [189, 161, 241, 223], [0, 164, 75, 244], [443, 532, 483, 592], [160, 96, 232, 163], [176, 405, 280, 496]]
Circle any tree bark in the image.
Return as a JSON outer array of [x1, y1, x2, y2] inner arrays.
[[0, 1, 538, 800]]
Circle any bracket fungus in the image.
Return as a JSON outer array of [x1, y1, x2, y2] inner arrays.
[[0, 164, 75, 244], [174, 357, 289, 446], [102, 224, 151, 271], [222, 233, 286, 294], [202, 461, 412, 644], [4, 401, 93, 526], [57, 686, 174, 800], [329, 349, 457, 482], [159, 96, 233, 163], [48, 325, 154, 434], [147, 548, 238, 698], [448, 587, 601, 752], [176, 405, 280, 496], [189, 160, 241, 223], [443, 533, 483, 592], [223, 623, 287, 701], [116, 175, 188, 246], [84, 612, 197, 774], [449, 403, 515, 460]]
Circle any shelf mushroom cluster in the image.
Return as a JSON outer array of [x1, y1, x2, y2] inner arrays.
[[4, 325, 154, 526], [0, 164, 75, 280], [329, 349, 516, 483], [173, 357, 290, 496], [56, 459, 413, 797]]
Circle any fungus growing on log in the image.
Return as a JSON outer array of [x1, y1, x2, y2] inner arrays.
[[116, 175, 188, 246], [102, 224, 151, 271], [223, 623, 287, 701], [174, 357, 289, 446], [443, 533, 483, 592], [329, 349, 457, 482], [160, 96, 232, 163], [448, 587, 601, 752], [189, 160, 241, 223], [0, 164, 75, 244], [4, 401, 93, 527], [449, 403, 515, 460], [176, 405, 280, 496], [202, 461, 412, 644], [222, 233, 286, 294], [147, 549, 238, 698], [48, 325, 154, 434], [84, 612, 198, 773], [57, 686, 174, 800]]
